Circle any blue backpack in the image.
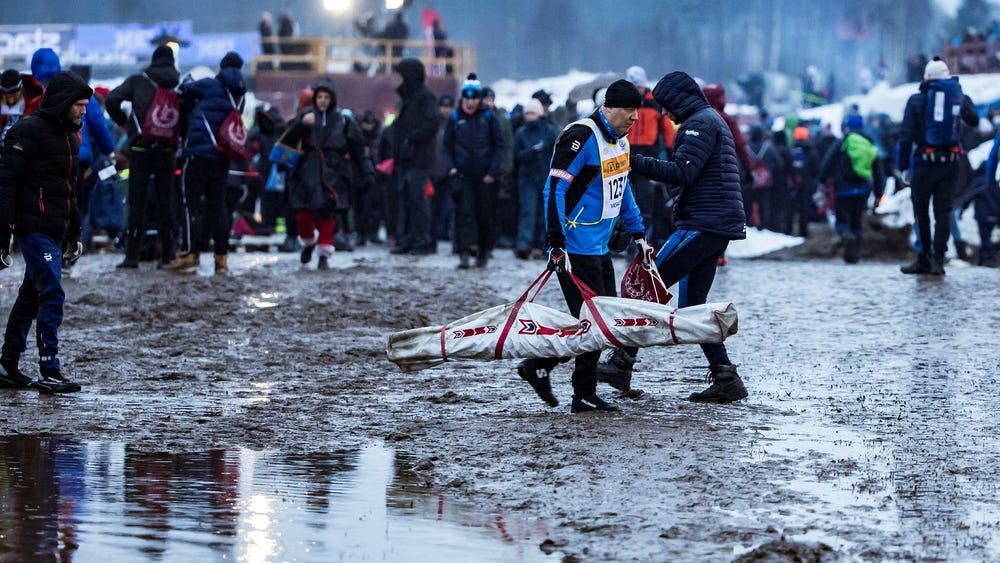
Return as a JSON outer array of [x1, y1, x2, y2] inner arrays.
[[923, 77, 963, 148]]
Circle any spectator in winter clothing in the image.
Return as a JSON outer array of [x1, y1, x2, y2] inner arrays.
[[0, 71, 92, 393], [171, 51, 247, 275], [517, 79, 649, 414], [31, 51, 116, 269], [106, 45, 182, 268], [282, 78, 374, 270], [703, 83, 751, 262], [443, 74, 504, 268], [745, 126, 784, 230], [390, 58, 440, 255], [482, 86, 517, 250], [513, 97, 559, 259], [612, 71, 748, 404], [0, 69, 44, 142], [976, 130, 1000, 266], [429, 94, 456, 245], [246, 103, 287, 232], [788, 126, 822, 237], [896, 57, 979, 275], [355, 109, 383, 246], [818, 114, 884, 263]]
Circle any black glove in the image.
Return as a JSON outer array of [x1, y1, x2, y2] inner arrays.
[[0, 228, 11, 271], [546, 247, 570, 273]]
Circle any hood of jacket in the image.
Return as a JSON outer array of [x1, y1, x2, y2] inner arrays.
[[37, 71, 92, 132], [395, 58, 425, 98], [312, 77, 338, 110], [652, 71, 710, 123], [702, 84, 727, 112]]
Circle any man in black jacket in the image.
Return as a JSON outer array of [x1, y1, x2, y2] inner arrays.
[[390, 58, 441, 255], [106, 45, 181, 268], [896, 57, 979, 275], [0, 71, 92, 393], [601, 71, 748, 404]]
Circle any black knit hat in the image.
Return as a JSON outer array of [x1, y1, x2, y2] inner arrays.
[[152, 45, 174, 64], [220, 51, 244, 70], [0, 69, 22, 93], [602, 79, 642, 109]]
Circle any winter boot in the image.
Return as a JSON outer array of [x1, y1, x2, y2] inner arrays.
[[33, 365, 81, 394], [457, 253, 471, 269], [214, 253, 228, 275], [900, 254, 932, 275], [843, 238, 859, 264], [517, 360, 559, 407], [571, 393, 621, 413], [570, 370, 619, 413], [956, 240, 970, 262], [300, 243, 316, 265], [0, 354, 33, 389], [169, 252, 199, 274], [930, 255, 946, 276], [117, 236, 141, 268], [688, 364, 748, 403], [317, 256, 330, 270], [595, 349, 644, 399]]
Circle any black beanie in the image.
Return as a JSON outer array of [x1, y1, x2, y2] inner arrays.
[[151, 45, 174, 64], [220, 51, 244, 70], [603, 79, 642, 109], [0, 69, 22, 92]]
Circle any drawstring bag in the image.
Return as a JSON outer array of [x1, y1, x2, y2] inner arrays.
[[203, 89, 249, 161], [620, 249, 671, 305]]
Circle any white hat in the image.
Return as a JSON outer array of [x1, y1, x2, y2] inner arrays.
[[924, 58, 950, 80], [625, 65, 648, 87], [523, 98, 544, 116], [575, 98, 595, 116]]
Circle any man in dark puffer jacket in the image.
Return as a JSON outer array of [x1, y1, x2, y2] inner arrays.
[[598, 71, 748, 404], [0, 71, 92, 393]]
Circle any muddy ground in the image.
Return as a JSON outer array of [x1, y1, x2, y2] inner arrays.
[[1, 234, 998, 562]]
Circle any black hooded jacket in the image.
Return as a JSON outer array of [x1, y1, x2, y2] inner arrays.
[[283, 78, 374, 211], [631, 71, 746, 240], [106, 58, 181, 146], [0, 71, 92, 242], [392, 58, 440, 169]]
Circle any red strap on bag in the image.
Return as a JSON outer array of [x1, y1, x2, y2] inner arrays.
[[493, 269, 554, 359]]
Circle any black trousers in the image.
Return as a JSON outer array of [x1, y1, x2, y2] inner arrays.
[[179, 156, 230, 256], [910, 159, 958, 259], [522, 253, 620, 396], [126, 145, 176, 260], [453, 175, 499, 257]]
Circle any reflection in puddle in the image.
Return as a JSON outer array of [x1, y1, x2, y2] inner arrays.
[[0, 436, 554, 562]]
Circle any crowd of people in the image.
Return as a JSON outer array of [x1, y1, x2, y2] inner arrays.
[[1, 40, 999, 402]]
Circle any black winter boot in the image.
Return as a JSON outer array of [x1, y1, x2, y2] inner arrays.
[[595, 349, 644, 399], [0, 354, 33, 389], [33, 366, 81, 394], [570, 370, 619, 413], [930, 255, 946, 276], [900, 254, 932, 274], [517, 360, 558, 407], [688, 364, 748, 403]]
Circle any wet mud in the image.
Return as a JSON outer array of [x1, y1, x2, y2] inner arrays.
[[1, 245, 999, 561]]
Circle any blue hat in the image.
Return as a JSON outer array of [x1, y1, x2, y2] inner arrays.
[[461, 72, 482, 99], [31, 48, 62, 84], [845, 114, 864, 132]]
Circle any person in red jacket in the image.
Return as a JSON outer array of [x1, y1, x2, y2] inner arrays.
[[0, 69, 44, 142], [702, 83, 751, 266]]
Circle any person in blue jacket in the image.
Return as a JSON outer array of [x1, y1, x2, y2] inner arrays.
[[513, 97, 559, 260], [614, 71, 749, 404], [171, 51, 247, 274], [516, 79, 650, 414], [977, 131, 1000, 266]]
